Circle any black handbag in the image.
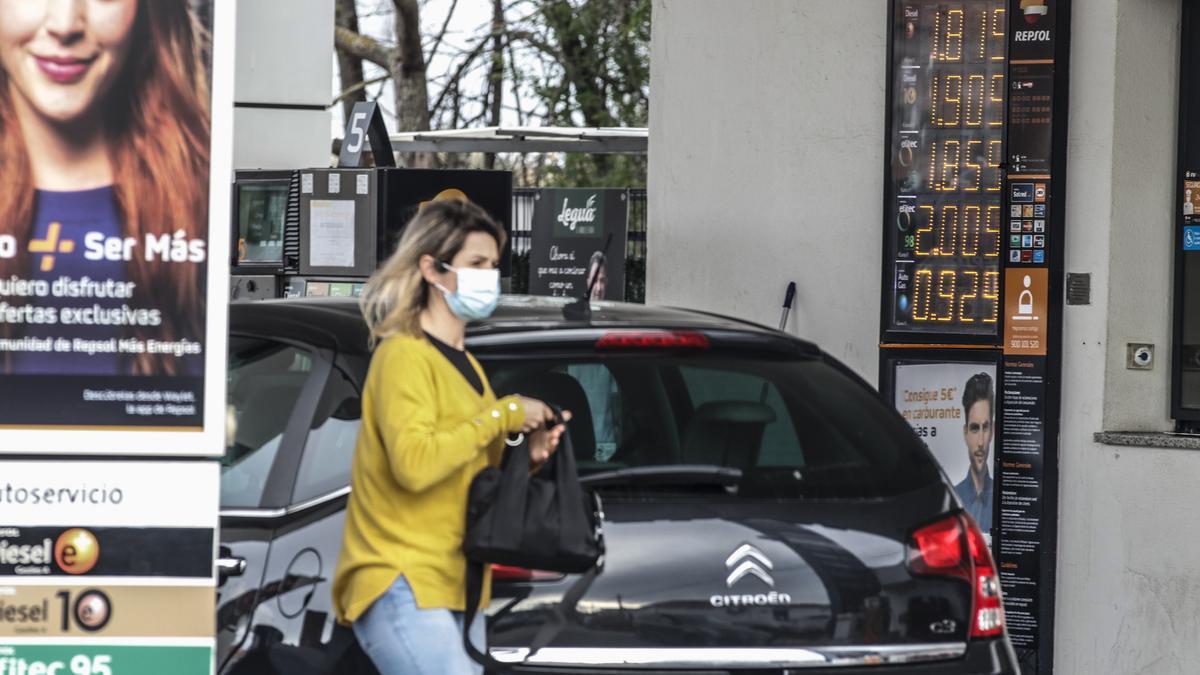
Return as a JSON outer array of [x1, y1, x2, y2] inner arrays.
[[462, 416, 604, 671]]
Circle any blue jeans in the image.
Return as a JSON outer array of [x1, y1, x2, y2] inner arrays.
[[353, 575, 486, 675]]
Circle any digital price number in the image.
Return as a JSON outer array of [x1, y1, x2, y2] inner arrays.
[[888, 1, 1007, 335]]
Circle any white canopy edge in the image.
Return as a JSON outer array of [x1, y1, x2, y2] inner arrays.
[[386, 126, 648, 154]]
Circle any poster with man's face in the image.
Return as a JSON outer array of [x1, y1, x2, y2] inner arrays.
[[893, 361, 997, 534]]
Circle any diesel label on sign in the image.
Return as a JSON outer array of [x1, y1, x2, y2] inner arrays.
[[0, 598, 49, 633], [0, 538, 52, 572], [0, 586, 211, 638], [0, 527, 210, 578]]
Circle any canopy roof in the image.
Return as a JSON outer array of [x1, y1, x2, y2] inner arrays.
[[387, 126, 648, 155]]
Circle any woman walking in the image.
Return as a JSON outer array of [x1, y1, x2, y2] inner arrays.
[[333, 199, 567, 674]]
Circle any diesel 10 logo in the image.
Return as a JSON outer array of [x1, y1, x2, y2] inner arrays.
[[0, 588, 111, 635], [0, 529, 99, 576]]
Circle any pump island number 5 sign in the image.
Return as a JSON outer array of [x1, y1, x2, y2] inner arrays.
[[0, 0, 229, 455]]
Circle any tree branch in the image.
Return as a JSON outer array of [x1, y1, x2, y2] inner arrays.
[[505, 29, 560, 61], [506, 38, 527, 125], [333, 73, 392, 106], [425, 0, 460, 63], [335, 25, 395, 70], [428, 37, 490, 117]]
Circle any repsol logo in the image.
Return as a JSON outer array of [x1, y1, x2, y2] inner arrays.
[[710, 592, 792, 608], [1014, 30, 1051, 42]]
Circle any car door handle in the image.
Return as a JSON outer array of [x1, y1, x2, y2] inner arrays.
[[217, 556, 247, 579]]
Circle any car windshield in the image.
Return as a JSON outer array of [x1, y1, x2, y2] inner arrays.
[[484, 352, 941, 499]]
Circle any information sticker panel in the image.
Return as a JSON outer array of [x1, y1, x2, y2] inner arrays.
[[886, 1, 1008, 338]]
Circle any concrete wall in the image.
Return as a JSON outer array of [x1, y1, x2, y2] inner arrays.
[[1099, 0, 1180, 431], [647, 0, 888, 382], [649, 0, 1200, 672], [1055, 1, 1200, 673], [232, 0, 334, 170]]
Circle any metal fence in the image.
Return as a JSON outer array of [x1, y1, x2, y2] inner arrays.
[[509, 188, 647, 302]]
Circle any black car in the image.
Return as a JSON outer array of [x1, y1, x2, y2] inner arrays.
[[216, 295, 1018, 674]]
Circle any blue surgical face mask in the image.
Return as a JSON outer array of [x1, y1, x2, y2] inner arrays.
[[435, 262, 500, 321]]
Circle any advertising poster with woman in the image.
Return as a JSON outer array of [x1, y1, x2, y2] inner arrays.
[[0, 0, 230, 454], [893, 360, 997, 538]]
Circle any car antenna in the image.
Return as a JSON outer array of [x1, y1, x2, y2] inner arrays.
[[761, 281, 797, 403], [562, 232, 614, 322]]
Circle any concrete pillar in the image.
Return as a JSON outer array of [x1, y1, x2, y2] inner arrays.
[[647, 0, 889, 382], [233, 0, 335, 170]]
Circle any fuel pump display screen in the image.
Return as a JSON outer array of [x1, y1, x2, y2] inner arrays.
[[887, 2, 1007, 336], [237, 181, 288, 264]]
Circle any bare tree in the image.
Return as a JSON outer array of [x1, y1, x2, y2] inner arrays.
[[334, 0, 433, 165], [484, 0, 506, 170], [334, 0, 651, 184], [334, 0, 367, 122]]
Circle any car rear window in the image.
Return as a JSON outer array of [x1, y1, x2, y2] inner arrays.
[[485, 352, 941, 498]]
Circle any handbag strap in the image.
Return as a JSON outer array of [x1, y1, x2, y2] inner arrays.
[[463, 559, 507, 672], [525, 564, 599, 656], [463, 559, 602, 672]]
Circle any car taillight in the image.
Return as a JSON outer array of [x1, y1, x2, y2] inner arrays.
[[490, 564, 564, 582], [964, 515, 1004, 638], [909, 514, 1005, 639], [595, 331, 710, 350]]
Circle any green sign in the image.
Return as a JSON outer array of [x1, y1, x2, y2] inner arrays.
[[552, 190, 605, 238], [0, 645, 211, 675]]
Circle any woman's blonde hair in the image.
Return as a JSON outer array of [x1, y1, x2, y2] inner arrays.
[[361, 199, 506, 346]]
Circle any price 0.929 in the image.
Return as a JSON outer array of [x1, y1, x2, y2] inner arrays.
[[911, 268, 1000, 324]]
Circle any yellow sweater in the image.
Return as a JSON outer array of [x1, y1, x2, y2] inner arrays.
[[333, 333, 525, 623]]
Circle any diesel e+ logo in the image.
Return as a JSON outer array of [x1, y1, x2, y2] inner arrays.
[[54, 529, 99, 575]]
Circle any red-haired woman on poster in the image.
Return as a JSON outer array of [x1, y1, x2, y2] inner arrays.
[[0, 0, 209, 377]]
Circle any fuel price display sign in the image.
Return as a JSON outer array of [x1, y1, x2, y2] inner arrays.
[[882, 3, 1071, 672], [887, 2, 1008, 337]]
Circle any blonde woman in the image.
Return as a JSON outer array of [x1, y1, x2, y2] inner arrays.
[[333, 200, 568, 674]]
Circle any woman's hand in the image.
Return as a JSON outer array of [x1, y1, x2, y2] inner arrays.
[[516, 396, 558, 433], [529, 411, 572, 472]]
